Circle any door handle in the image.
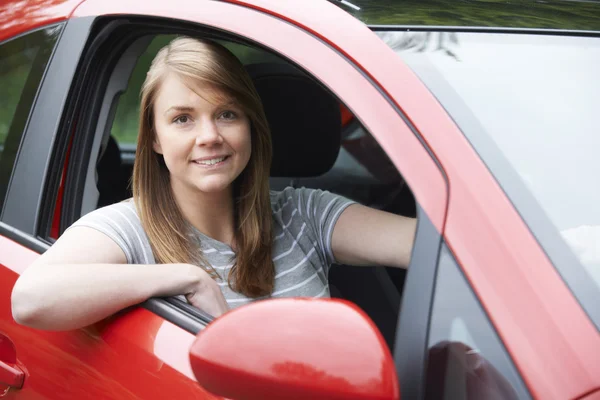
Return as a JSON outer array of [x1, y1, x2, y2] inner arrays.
[[0, 334, 24, 390], [0, 361, 24, 389]]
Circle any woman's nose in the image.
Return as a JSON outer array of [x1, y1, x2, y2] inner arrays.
[[195, 120, 223, 146]]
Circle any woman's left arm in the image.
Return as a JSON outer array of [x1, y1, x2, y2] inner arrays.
[[331, 204, 417, 269]]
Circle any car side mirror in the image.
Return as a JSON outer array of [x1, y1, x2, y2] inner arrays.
[[189, 298, 399, 400]]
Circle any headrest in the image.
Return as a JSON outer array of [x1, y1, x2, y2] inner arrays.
[[246, 63, 341, 177]]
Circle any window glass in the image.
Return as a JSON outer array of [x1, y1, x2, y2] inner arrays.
[[378, 31, 600, 330], [426, 243, 529, 400], [0, 26, 61, 211], [343, 0, 600, 30], [0, 47, 35, 156]]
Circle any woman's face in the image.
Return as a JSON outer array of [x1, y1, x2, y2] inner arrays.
[[152, 72, 251, 196]]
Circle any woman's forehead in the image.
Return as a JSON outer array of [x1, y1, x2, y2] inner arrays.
[[154, 72, 236, 112]]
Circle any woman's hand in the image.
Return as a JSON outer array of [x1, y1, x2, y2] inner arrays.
[[185, 268, 230, 317]]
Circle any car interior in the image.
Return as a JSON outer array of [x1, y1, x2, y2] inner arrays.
[[86, 34, 417, 350]]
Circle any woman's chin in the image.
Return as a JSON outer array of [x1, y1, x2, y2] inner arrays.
[[194, 179, 233, 194]]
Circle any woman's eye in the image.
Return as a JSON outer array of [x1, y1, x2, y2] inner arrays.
[[219, 111, 237, 121], [173, 115, 191, 125]]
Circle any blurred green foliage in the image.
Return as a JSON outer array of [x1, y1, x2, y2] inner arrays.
[[0, 48, 36, 152], [352, 0, 600, 30]]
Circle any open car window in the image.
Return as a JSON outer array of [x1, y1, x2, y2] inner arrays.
[[106, 34, 414, 215]]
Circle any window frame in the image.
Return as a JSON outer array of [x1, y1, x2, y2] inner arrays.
[[393, 204, 443, 399], [6, 2, 450, 391]]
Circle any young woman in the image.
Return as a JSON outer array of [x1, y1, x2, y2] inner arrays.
[[11, 37, 417, 330]]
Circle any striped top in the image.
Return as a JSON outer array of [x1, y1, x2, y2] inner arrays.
[[68, 187, 355, 309]]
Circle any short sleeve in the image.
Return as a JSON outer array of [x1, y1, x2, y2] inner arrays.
[[286, 187, 356, 265], [65, 201, 153, 265]]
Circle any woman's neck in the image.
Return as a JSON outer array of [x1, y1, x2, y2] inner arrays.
[[171, 182, 236, 247]]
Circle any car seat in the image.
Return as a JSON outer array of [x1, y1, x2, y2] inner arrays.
[[96, 135, 130, 208]]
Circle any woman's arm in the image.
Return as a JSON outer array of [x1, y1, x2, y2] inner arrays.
[[331, 204, 417, 269], [11, 227, 226, 331]]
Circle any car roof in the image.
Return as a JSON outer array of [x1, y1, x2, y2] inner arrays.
[[0, 0, 84, 41]]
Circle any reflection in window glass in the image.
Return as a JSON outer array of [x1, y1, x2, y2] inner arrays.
[[0, 27, 61, 211], [0, 40, 38, 157], [378, 31, 600, 329], [426, 244, 529, 400]]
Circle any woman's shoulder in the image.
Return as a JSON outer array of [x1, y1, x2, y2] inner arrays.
[[269, 186, 318, 208], [270, 186, 354, 216], [71, 198, 140, 229], [67, 199, 153, 264]]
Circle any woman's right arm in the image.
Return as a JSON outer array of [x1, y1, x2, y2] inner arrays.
[[11, 226, 228, 331]]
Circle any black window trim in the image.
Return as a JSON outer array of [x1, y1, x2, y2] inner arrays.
[[427, 241, 531, 399], [394, 205, 443, 399]]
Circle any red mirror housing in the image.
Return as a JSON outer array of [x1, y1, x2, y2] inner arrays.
[[189, 298, 399, 400]]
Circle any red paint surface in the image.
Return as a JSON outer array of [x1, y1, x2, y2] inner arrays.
[[0, 333, 24, 388], [0, 0, 83, 42], [191, 298, 398, 400], [581, 389, 600, 400]]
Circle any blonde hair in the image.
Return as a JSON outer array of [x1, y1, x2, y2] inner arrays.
[[132, 37, 274, 297]]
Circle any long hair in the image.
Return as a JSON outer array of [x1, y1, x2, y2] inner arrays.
[[132, 37, 274, 297]]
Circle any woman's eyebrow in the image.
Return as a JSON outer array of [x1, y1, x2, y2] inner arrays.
[[164, 105, 195, 115]]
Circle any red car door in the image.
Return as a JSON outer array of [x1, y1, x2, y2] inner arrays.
[[1, 0, 449, 399]]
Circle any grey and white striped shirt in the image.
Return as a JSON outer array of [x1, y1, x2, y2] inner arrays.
[[69, 187, 355, 309]]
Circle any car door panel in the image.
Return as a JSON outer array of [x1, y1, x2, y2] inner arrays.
[[4, 1, 450, 399], [0, 232, 216, 399]]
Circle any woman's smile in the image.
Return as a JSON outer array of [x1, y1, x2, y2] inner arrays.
[[191, 155, 231, 168]]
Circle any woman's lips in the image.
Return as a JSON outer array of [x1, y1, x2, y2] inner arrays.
[[191, 155, 230, 168]]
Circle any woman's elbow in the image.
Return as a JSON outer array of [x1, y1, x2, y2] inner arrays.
[[11, 277, 47, 328]]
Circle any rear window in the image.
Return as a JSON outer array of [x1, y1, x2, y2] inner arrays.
[[378, 30, 600, 329]]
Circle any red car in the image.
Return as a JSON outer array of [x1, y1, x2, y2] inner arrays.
[[1, 0, 599, 399]]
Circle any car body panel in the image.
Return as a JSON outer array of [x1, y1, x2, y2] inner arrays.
[[0, 0, 83, 42]]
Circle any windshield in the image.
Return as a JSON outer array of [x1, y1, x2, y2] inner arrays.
[[344, 0, 600, 30], [377, 30, 600, 329]]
